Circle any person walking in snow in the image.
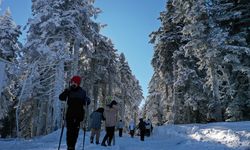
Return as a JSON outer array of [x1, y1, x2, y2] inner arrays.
[[137, 118, 146, 141], [128, 120, 135, 138], [117, 119, 124, 137], [89, 107, 105, 145], [101, 100, 119, 146], [59, 76, 90, 150], [145, 119, 152, 137]]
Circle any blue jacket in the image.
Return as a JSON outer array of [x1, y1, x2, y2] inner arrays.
[[90, 111, 104, 129]]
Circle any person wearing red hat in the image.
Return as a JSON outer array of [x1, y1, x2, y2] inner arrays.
[[59, 75, 90, 150]]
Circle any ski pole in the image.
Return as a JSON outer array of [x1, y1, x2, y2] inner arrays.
[[82, 97, 89, 150], [58, 101, 67, 150], [58, 82, 70, 150], [113, 131, 115, 146]]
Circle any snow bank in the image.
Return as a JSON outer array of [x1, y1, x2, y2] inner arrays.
[[0, 121, 250, 150], [154, 121, 250, 150]]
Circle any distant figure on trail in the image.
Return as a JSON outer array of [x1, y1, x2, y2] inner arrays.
[[117, 119, 124, 137], [128, 120, 136, 138], [145, 119, 153, 137], [101, 100, 119, 146], [137, 118, 146, 141], [59, 76, 90, 150], [89, 107, 105, 145]]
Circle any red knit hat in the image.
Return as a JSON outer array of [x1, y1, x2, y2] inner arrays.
[[71, 76, 81, 86]]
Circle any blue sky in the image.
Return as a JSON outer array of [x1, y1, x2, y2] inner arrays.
[[0, 0, 165, 98]]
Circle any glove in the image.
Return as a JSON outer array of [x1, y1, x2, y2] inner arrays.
[[80, 121, 85, 130], [59, 88, 70, 101], [64, 88, 70, 94]]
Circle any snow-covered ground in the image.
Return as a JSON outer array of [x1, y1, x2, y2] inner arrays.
[[0, 121, 250, 150]]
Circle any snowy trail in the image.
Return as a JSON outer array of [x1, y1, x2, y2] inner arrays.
[[0, 121, 250, 150]]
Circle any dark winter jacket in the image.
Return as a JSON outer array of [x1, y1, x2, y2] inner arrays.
[[138, 120, 146, 131], [90, 111, 105, 129], [59, 86, 90, 122]]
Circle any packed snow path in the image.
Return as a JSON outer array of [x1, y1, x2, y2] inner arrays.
[[0, 121, 250, 150]]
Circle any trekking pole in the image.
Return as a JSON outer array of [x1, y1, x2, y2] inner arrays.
[[58, 100, 67, 150], [82, 98, 89, 150], [113, 119, 117, 145], [58, 83, 70, 150], [113, 131, 115, 146]]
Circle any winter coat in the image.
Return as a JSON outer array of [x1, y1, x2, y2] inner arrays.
[[90, 111, 104, 129], [138, 120, 146, 131], [129, 121, 135, 130], [59, 86, 90, 122], [103, 105, 119, 127], [117, 121, 124, 129], [145, 120, 152, 129]]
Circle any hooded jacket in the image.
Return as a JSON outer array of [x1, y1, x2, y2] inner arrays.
[[90, 111, 105, 129]]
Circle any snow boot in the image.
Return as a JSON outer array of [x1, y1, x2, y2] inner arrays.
[[101, 142, 107, 147], [67, 147, 75, 150], [96, 141, 99, 145], [90, 136, 94, 144]]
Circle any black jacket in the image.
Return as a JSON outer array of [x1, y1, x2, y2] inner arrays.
[[138, 120, 146, 131], [59, 86, 90, 122]]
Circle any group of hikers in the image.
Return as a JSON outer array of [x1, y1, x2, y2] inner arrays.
[[59, 76, 153, 150]]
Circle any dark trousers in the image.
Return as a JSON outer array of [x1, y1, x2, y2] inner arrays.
[[140, 130, 145, 141], [102, 126, 115, 145], [130, 130, 134, 138], [119, 128, 123, 137], [146, 129, 151, 136], [66, 119, 80, 150]]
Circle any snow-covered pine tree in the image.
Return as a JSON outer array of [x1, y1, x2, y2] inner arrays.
[[150, 0, 210, 124], [149, 0, 177, 124], [78, 37, 143, 126], [0, 8, 21, 61], [211, 0, 250, 121], [17, 0, 101, 138], [15, 0, 143, 137], [181, 0, 250, 122], [0, 8, 21, 137], [79, 36, 118, 110], [125, 76, 143, 124], [118, 53, 143, 123], [145, 72, 165, 125], [147, 0, 250, 124]]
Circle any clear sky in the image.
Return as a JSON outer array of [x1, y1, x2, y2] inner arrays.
[[0, 0, 166, 99]]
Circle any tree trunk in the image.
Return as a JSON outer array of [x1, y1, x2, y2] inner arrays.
[[72, 40, 80, 76], [209, 62, 222, 121]]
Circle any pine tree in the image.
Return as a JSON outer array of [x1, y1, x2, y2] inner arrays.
[[0, 8, 21, 137], [147, 0, 250, 124], [118, 53, 143, 121], [14, 0, 144, 137], [17, 0, 101, 138], [212, 0, 250, 121], [0, 8, 21, 61]]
